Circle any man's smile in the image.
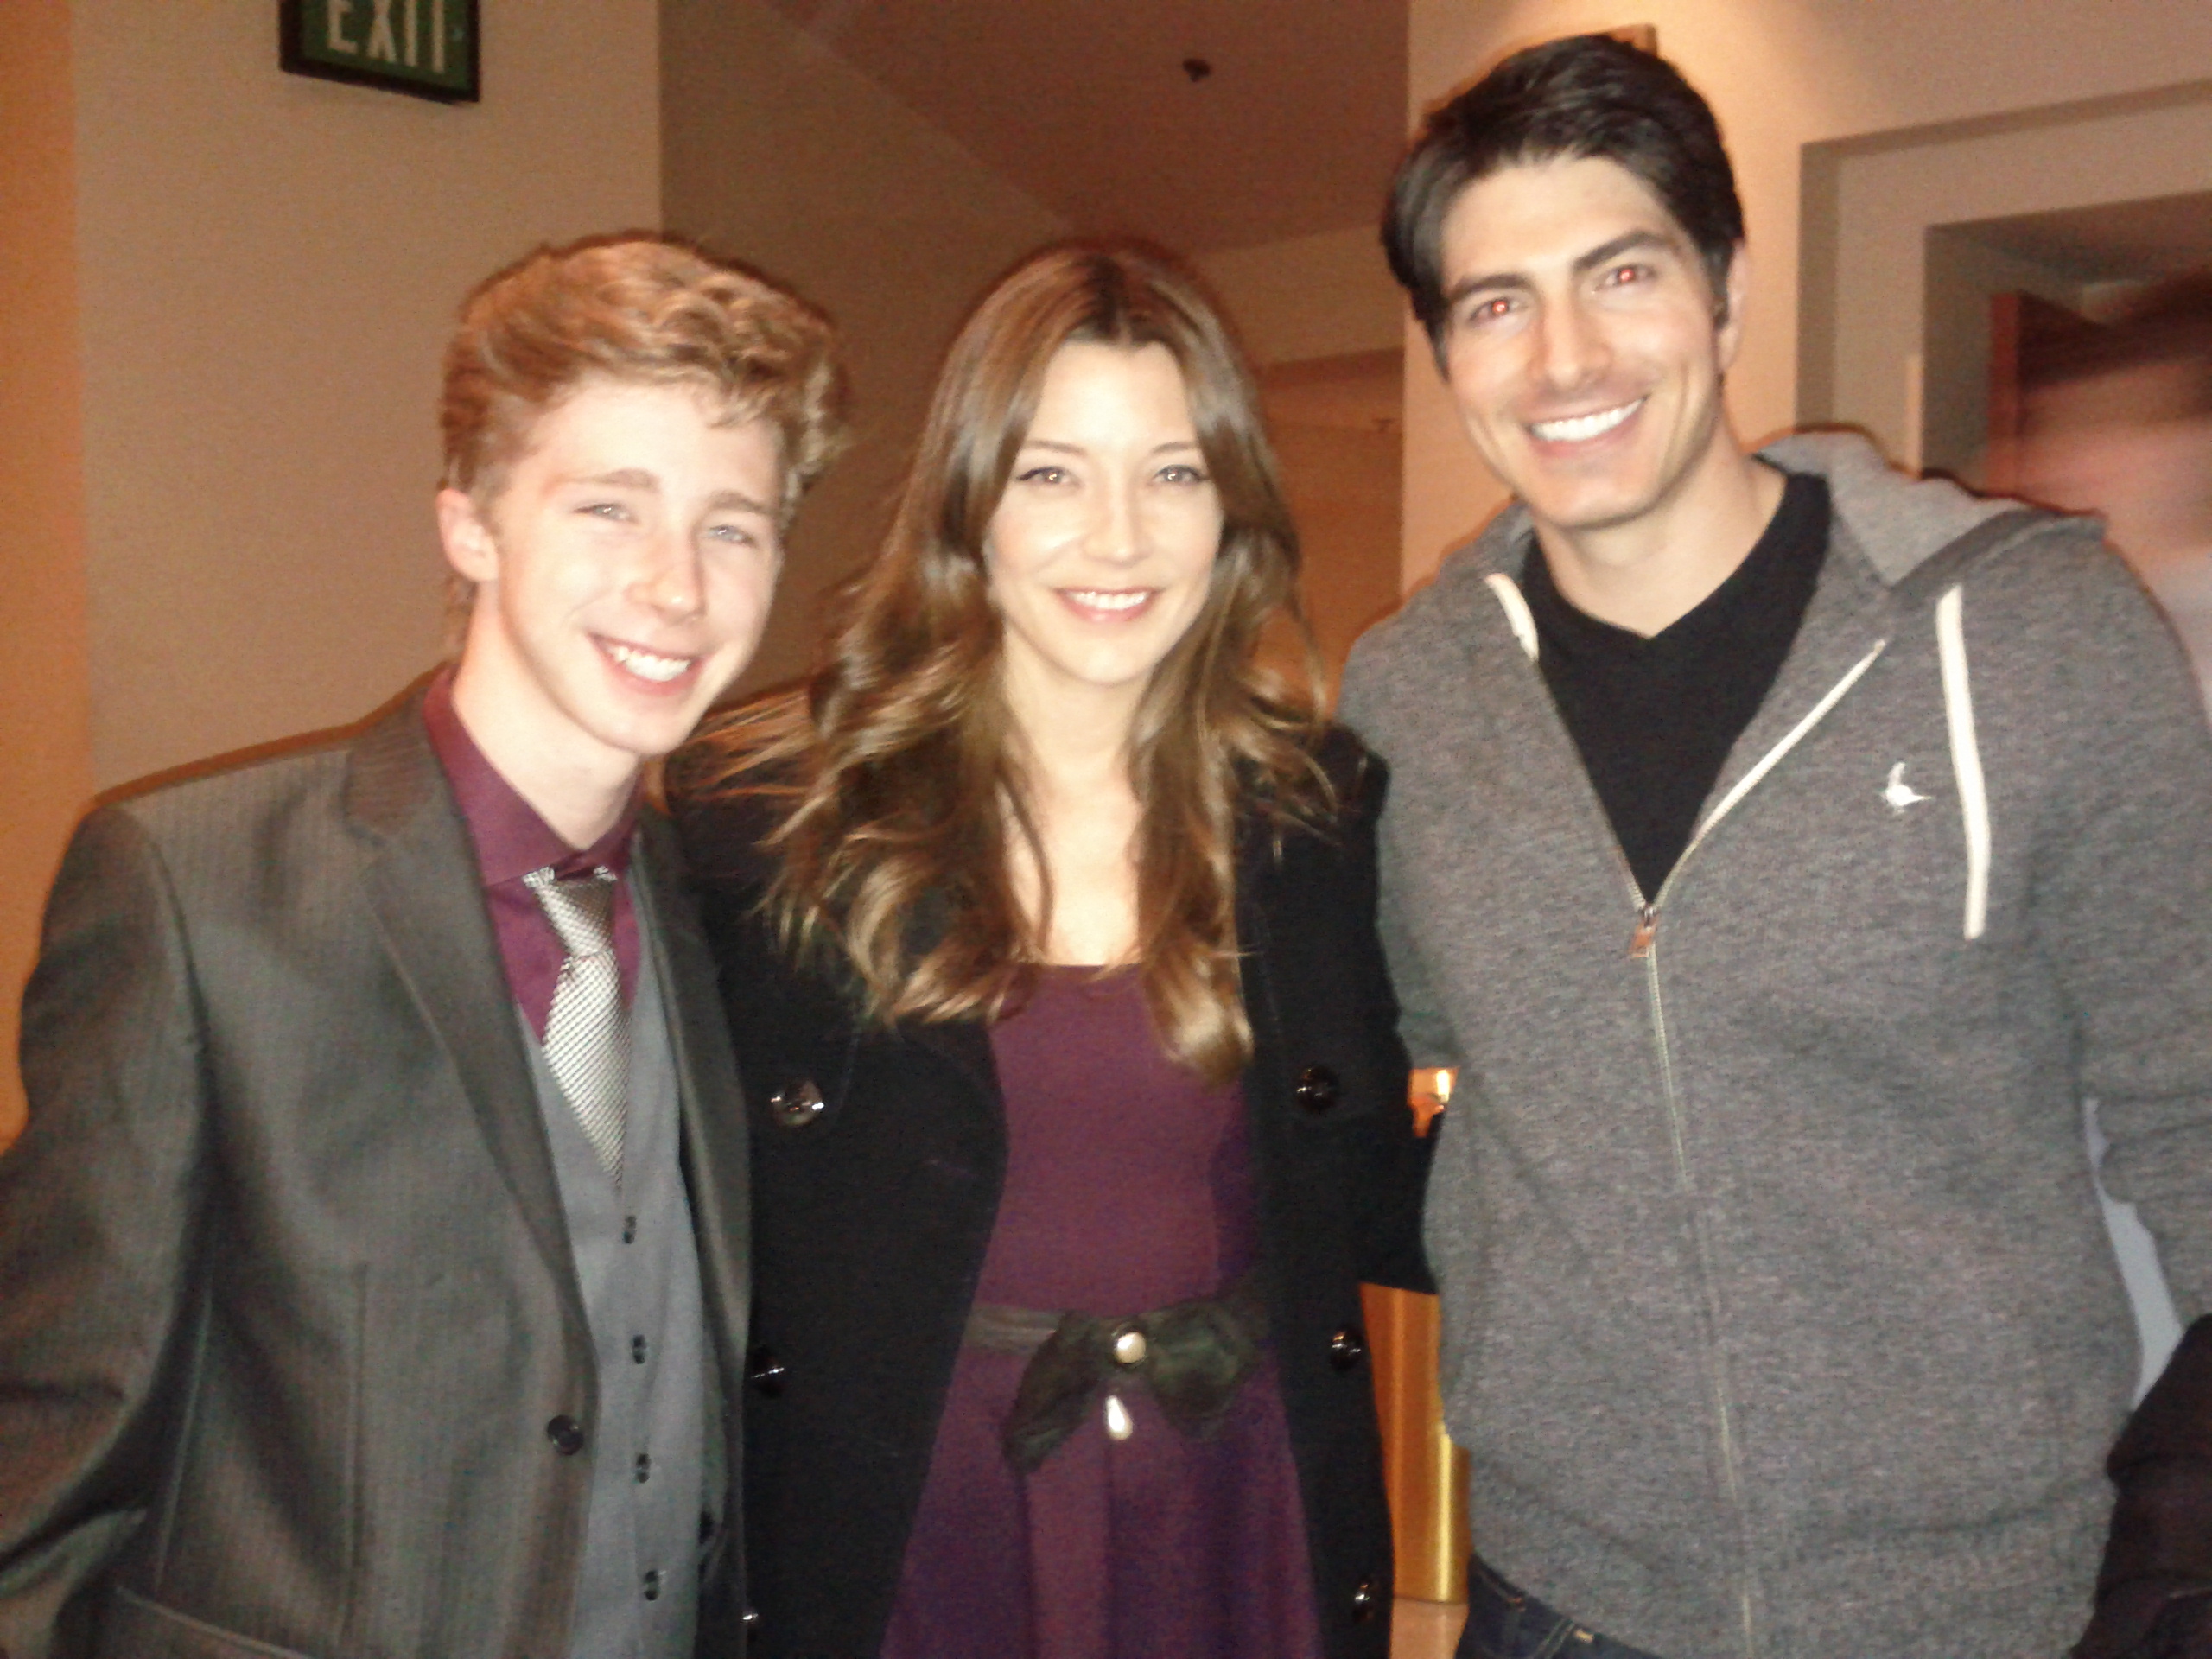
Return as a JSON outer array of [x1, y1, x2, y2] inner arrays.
[[597, 636, 698, 685], [1528, 397, 1646, 446]]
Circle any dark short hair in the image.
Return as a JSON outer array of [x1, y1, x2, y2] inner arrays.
[[1383, 34, 1745, 348]]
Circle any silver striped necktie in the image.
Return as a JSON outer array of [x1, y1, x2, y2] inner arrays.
[[525, 865, 628, 1185]]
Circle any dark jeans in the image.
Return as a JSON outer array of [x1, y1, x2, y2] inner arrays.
[[1456, 1558, 1668, 1659]]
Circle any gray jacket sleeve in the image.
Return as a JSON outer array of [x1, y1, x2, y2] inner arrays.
[[2028, 542, 2212, 1324], [0, 806, 212, 1658], [1340, 645, 1470, 1073]]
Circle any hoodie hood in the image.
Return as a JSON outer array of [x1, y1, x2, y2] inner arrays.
[[1430, 429, 2031, 601]]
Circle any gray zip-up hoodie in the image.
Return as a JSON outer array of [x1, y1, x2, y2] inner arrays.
[[1339, 432, 2212, 1659]]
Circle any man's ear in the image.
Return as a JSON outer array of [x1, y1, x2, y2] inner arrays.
[[436, 486, 499, 585], [1716, 243, 1751, 372]]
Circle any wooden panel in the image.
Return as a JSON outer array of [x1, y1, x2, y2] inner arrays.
[[1988, 289, 2105, 493], [1363, 1068, 1470, 1604]]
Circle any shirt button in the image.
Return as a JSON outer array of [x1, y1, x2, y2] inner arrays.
[[642, 1568, 663, 1602], [635, 1452, 652, 1483], [544, 1415, 585, 1455], [623, 1215, 638, 1243], [1112, 1326, 1147, 1367], [632, 1335, 648, 1363]]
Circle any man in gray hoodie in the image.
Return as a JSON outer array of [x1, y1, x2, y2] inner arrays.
[[1339, 34, 2212, 1659]]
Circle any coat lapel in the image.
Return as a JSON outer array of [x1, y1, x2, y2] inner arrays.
[[1233, 823, 1290, 1095], [344, 690, 577, 1298], [906, 1012, 1000, 1104], [891, 882, 1004, 1103]]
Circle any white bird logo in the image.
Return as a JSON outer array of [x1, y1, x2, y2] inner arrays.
[[1883, 762, 1930, 814]]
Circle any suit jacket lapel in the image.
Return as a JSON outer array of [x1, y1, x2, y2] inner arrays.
[[632, 814, 752, 1357], [344, 690, 577, 1298]]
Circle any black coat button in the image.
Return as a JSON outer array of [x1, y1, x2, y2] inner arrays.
[[1294, 1064, 1341, 1113], [1328, 1324, 1366, 1371], [741, 1607, 762, 1629], [545, 1414, 586, 1455], [642, 1567, 663, 1601], [1350, 1573, 1380, 1621], [632, 1335, 648, 1364], [636, 1452, 652, 1483], [766, 1078, 827, 1128], [747, 1345, 788, 1398]]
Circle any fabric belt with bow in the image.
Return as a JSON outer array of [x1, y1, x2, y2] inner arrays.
[[963, 1273, 1269, 1472]]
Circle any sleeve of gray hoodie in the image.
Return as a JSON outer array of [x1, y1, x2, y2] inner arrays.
[[1338, 634, 1471, 1074], [2017, 531, 2212, 1325]]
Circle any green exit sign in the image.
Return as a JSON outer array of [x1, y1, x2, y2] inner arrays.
[[281, 0, 479, 103]]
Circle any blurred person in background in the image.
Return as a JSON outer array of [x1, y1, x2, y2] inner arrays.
[[2020, 274, 2212, 713], [2017, 275, 2212, 1659]]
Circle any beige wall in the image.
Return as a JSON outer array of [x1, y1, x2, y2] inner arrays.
[[1403, 0, 2212, 585], [1820, 92, 2212, 480], [1261, 352, 1406, 699], [76, 3, 662, 788], [2, 3, 92, 1147], [3, 1, 661, 1144], [1919, 231, 2090, 485], [1207, 238, 1406, 706], [1198, 225, 1404, 369], [661, 0, 1069, 695]]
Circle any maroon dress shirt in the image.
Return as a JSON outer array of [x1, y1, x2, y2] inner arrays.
[[421, 669, 640, 1039]]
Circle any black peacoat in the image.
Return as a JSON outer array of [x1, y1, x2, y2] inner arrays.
[[676, 728, 1433, 1659]]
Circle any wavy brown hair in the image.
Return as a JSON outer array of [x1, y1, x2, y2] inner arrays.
[[690, 240, 1327, 1083]]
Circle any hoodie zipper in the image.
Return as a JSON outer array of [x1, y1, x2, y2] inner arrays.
[[1610, 638, 1889, 1658], [1625, 852, 1758, 1656]]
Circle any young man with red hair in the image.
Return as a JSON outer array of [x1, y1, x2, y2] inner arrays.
[[0, 237, 842, 1658]]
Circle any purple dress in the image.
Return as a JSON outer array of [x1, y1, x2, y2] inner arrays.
[[880, 967, 1325, 1659]]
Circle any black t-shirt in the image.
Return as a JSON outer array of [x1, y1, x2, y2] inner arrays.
[[1521, 472, 1831, 900]]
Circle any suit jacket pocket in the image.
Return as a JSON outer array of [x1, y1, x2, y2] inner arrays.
[[97, 1586, 317, 1658], [149, 1260, 361, 1655]]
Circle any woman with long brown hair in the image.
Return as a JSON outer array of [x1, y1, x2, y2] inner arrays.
[[672, 240, 1430, 1659]]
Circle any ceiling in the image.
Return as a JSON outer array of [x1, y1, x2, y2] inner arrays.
[[1956, 192, 2212, 285], [758, 0, 1409, 254]]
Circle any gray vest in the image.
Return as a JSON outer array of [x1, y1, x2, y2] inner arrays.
[[524, 914, 709, 1659]]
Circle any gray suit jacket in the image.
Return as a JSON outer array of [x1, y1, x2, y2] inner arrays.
[[0, 687, 753, 1659]]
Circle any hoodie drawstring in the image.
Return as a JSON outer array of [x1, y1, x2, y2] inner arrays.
[[1936, 584, 1990, 941]]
